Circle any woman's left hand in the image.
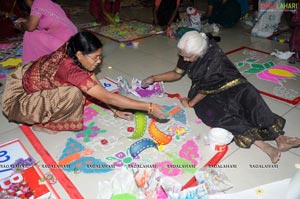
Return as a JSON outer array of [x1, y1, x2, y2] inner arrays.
[[181, 97, 191, 108], [115, 111, 134, 121], [151, 103, 170, 120]]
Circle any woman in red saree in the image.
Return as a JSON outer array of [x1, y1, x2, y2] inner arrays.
[[89, 0, 120, 25], [2, 31, 168, 134]]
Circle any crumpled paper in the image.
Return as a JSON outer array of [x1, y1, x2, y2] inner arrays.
[[131, 78, 165, 98], [159, 175, 208, 199], [168, 185, 208, 199], [97, 167, 232, 199], [270, 50, 295, 60], [117, 76, 131, 96], [133, 168, 205, 199], [195, 168, 233, 194], [133, 168, 163, 199], [117, 76, 165, 98]]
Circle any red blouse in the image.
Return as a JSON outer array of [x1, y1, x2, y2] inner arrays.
[[22, 45, 98, 94]]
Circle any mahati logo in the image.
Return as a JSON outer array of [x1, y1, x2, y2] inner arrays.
[[259, 1, 298, 12], [277, 2, 298, 10]]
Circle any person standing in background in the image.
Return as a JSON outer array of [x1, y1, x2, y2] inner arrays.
[[153, 0, 180, 29], [0, 0, 25, 40], [201, 0, 241, 28], [89, 0, 120, 25], [289, 0, 300, 62]]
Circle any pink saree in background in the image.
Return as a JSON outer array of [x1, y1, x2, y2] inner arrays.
[[22, 0, 77, 64]]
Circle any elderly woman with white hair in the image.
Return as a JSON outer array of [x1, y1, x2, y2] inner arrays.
[[142, 31, 300, 164]]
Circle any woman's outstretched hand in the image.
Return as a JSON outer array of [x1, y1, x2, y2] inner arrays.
[[150, 103, 169, 120], [181, 97, 191, 108], [141, 76, 154, 88]]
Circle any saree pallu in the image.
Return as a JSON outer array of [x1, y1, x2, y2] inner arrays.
[[1, 64, 85, 131], [193, 82, 285, 148]]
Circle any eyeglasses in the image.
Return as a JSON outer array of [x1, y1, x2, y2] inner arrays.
[[86, 54, 103, 63]]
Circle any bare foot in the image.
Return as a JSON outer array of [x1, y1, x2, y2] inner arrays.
[[276, 135, 300, 152], [254, 141, 281, 164], [32, 125, 60, 134], [263, 143, 281, 164]]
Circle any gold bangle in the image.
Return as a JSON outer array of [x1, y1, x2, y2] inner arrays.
[[187, 101, 193, 108], [113, 110, 119, 118], [148, 103, 153, 114]]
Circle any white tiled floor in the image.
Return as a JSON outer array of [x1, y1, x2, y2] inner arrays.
[[1, 1, 300, 198]]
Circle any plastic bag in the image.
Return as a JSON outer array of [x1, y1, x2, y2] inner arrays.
[[97, 168, 146, 199], [133, 168, 168, 199], [117, 76, 130, 96], [186, 7, 201, 31], [251, 0, 283, 38], [195, 168, 233, 194], [204, 128, 233, 151], [160, 176, 182, 195], [270, 49, 295, 60], [168, 184, 208, 199], [286, 170, 300, 199]]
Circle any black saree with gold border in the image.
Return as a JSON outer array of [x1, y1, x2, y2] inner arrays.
[[176, 39, 285, 148]]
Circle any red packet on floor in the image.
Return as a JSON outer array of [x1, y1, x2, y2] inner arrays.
[[0, 139, 59, 198]]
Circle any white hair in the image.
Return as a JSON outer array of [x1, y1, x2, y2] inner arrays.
[[177, 31, 208, 56]]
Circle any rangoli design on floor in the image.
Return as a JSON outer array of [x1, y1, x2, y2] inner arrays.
[[58, 99, 204, 177], [58, 138, 113, 173], [84, 20, 154, 42], [227, 46, 300, 104]]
